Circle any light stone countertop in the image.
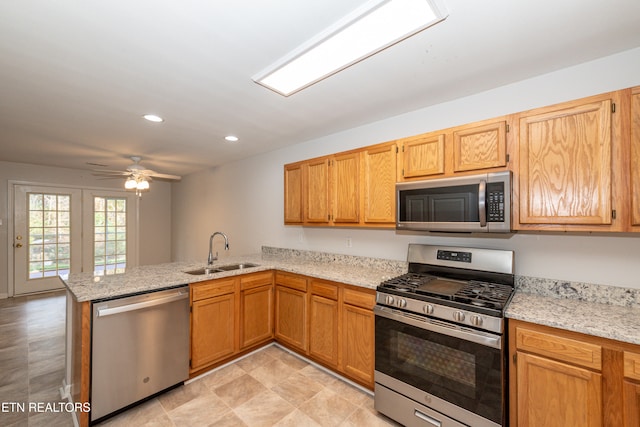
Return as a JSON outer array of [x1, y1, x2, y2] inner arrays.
[[63, 246, 640, 346], [63, 249, 406, 303], [506, 280, 640, 346]]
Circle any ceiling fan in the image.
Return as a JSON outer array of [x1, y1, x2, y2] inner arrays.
[[93, 156, 181, 196]]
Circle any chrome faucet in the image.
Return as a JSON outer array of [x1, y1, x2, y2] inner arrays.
[[207, 232, 230, 266]]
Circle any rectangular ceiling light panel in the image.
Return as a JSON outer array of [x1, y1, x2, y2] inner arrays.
[[253, 0, 448, 96]]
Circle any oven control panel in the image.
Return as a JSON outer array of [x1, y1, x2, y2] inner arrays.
[[437, 250, 471, 263]]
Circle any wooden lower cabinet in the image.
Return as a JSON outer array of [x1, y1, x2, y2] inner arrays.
[[191, 291, 236, 370], [191, 270, 376, 390], [309, 293, 339, 368], [240, 284, 273, 349], [341, 294, 375, 387], [274, 284, 308, 352], [510, 319, 640, 427], [239, 272, 274, 350], [624, 380, 640, 427], [516, 351, 602, 427], [624, 351, 640, 426]]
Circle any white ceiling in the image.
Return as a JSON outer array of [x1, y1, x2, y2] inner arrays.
[[1, 0, 640, 177]]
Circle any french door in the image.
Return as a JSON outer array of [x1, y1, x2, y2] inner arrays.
[[12, 184, 138, 296]]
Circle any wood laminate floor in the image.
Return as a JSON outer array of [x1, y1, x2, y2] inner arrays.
[[0, 291, 398, 427]]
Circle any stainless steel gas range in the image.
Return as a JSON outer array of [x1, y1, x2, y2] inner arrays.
[[374, 244, 514, 427]]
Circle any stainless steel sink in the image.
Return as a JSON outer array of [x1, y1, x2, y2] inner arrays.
[[184, 263, 259, 275], [184, 267, 223, 275], [216, 263, 259, 271]]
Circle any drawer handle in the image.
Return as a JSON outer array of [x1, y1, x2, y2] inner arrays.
[[414, 409, 442, 427]]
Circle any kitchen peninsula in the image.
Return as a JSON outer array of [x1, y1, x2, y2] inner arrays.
[[63, 247, 405, 426]]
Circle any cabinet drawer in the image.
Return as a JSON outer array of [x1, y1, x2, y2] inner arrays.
[[191, 278, 237, 301], [240, 271, 273, 290], [343, 287, 375, 310], [310, 280, 339, 300], [515, 326, 602, 370], [625, 351, 640, 381], [275, 272, 307, 292]]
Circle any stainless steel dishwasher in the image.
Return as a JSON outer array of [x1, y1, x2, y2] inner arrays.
[[91, 285, 189, 422]]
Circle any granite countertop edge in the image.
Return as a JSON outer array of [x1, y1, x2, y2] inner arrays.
[[63, 253, 403, 303], [62, 248, 640, 346]]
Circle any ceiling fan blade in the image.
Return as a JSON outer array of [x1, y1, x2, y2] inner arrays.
[[148, 172, 181, 181], [92, 169, 129, 175]]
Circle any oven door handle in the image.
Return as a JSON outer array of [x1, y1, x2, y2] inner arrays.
[[374, 306, 502, 349]]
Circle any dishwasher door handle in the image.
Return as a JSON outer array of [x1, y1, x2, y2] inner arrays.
[[97, 290, 188, 317]]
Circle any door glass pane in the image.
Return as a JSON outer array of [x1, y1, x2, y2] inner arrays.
[[94, 197, 127, 275], [27, 193, 72, 280]]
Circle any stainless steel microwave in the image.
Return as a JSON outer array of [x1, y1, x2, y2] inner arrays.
[[396, 171, 512, 233]]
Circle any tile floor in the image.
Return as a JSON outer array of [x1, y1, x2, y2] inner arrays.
[[1, 291, 400, 427]]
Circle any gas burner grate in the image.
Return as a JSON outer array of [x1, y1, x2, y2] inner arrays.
[[379, 273, 433, 290], [453, 280, 513, 310]]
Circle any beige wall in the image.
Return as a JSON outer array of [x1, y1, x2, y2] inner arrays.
[[0, 161, 172, 297], [172, 47, 640, 290]]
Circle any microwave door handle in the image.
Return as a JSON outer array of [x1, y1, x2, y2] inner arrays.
[[478, 179, 487, 227]]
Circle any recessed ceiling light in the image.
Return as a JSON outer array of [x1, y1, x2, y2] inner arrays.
[[143, 114, 164, 123], [225, 135, 239, 142], [253, 0, 448, 96]]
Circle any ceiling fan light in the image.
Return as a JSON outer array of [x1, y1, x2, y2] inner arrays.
[[143, 114, 164, 123], [124, 177, 138, 189], [136, 179, 150, 190]]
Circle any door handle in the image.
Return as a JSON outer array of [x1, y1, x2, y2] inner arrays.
[[14, 243, 23, 248]]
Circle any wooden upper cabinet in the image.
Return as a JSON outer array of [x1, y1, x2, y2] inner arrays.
[[362, 142, 397, 224], [631, 87, 640, 227], [284, 163, 303, 224], [518, 97, 613, 226], [452, 120, 507, 172], [332, 152, 359, 223], [305, 157, 330, 223], [400, 132, 445, 179]]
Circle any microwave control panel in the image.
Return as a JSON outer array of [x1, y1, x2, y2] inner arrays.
[[487, 182, 505, 222]]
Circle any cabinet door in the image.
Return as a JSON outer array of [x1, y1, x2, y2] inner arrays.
[[308, 294, 339, 368], [624, 380, 640, 427], [284, 163, 303, 224], [305, 158, 330, 223], [631, 89, 640, 227], [274, 285, 307, 352], [332, 152, 359, 223], [519, 99, 612, 225], [400, 133, 445, 179], [191, 293, 235, 370], [453, 120, 507, 172], [517, 352, 602, 427], [341, 304, 374, 387], [362, 143, 396, 224], [240, 285, 273, 349]]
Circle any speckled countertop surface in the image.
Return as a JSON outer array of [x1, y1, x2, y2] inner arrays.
[[506, 277, 640, 345], [63, 247, 406, 303], [63, 246, 640, 346]]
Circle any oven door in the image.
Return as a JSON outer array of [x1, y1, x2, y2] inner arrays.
[[374, 306, 505, 427]]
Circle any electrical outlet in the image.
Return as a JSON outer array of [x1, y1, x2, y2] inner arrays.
[[346, 237, 352, 248], [298, 233, 304, 243]]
